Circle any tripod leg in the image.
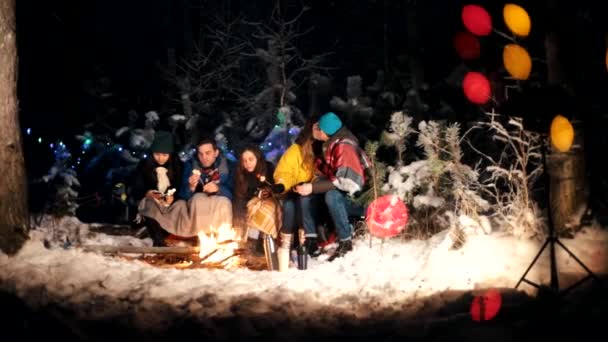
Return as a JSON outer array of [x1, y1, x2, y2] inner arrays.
[[549, 236, 559, 292], [554, 239, 598, 277], [516, 237, 550, 289], [554, 238, 602, 294]]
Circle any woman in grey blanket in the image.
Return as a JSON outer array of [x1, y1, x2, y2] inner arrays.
[[136, 136, 235, 246], [131, 131, 182, 246]]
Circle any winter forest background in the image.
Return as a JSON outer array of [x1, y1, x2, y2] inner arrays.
[[17, 0, 608, 234], [3, 0, 608, 339]]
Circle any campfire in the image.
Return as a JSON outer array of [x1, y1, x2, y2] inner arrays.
[[197, 224, 241, 269], [86, 224, 269, 270]]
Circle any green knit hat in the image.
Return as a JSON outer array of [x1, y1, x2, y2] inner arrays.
[[150, 131, 174, 153]]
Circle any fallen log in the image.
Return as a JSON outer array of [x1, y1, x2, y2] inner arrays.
[[82, 245, 200, 255], [82, 239, 239, 255]]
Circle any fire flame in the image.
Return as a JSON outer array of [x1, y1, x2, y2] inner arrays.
[[198, 224, 241, 268]]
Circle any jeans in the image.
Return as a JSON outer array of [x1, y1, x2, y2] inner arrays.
[[281, 194, 298, 234], [281, 193, 314, 235], [299, 195, 317, 238], [300, 189, 364, 241]]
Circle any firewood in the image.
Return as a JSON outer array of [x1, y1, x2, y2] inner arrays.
[[82, 245, 200, 255], [82, 240, 240, 255]]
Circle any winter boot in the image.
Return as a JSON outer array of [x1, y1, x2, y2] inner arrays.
[[252, 233, 266, 256], [327, 240, 353, 262], [145, 218, 168, 247], [304, 237, 322, 258], [277, 232, 292, 272]]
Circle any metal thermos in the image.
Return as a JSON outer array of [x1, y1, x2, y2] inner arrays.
[[263, 233, 279, 271]]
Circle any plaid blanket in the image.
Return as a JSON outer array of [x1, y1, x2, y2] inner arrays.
[[246, 197, 281, 239]]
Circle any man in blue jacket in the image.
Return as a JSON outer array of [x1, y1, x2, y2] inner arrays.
[[179, 137, 235, 201]]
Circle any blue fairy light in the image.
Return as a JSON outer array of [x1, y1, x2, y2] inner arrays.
[[26, 128, 31, 135], [82, 137, 93, 150], [49, 143, 54, 149], [118, 147, 123, 152]]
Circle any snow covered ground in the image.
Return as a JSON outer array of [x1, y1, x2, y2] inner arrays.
[[1, 215, 607, 341]]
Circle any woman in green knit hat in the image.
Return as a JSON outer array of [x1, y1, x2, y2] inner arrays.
[[130, 130, 183, 246]]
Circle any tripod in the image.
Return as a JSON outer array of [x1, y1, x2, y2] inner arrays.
[[515, 136, 601, 296]]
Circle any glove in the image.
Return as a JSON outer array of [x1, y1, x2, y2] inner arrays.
[[258, 187, 271, 199], [271, 184, 285, 194]]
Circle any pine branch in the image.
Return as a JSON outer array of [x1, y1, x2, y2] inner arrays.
[[352, 141, 386, 208]]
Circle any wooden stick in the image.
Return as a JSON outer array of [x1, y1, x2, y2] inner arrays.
[[199, 248, 220, 262]]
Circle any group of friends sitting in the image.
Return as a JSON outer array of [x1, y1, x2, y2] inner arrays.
[[130, 112, 371, 262]]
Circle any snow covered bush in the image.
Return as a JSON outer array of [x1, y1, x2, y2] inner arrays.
[[381, 112, 490, 246], [467, 111, 545, 239]]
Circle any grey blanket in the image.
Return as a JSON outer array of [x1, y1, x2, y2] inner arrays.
[[137, 193, 233, 237]]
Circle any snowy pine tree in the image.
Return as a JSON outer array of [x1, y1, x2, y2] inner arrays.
[[330, 75, 374, 143], [381, 116, 490, 242], [39, 142, 81, 217], [380, 111, 414, 167], [352, 140, 387, 208]]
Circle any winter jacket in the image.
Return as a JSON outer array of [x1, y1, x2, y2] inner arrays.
[[130, 155, 183, 202], [273, 144, 314, 193], [233, 160, 276, 229], [178, 154, 235, 201], [313, 127, 370, 196]]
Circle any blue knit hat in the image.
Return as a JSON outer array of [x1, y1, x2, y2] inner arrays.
[[318, 112, 342, 136]]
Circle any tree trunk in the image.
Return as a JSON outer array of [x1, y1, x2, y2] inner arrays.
[[0, 0, 29, 255], [182, 0, 193, 59], [383, 0, 390, 76], [543, 0, 588, 236], [544, 32, 564, 86], [547, 134, 586, 235], [405, 1, 425, 122]]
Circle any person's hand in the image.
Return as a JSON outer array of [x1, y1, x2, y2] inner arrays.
[[271, 184, 285, 194], [294, 183, 312, 196], [146, 190, 163, 200], [203, 181, 219, 194], [258, 187, 271, 199], [188, 173, 200, 191]]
